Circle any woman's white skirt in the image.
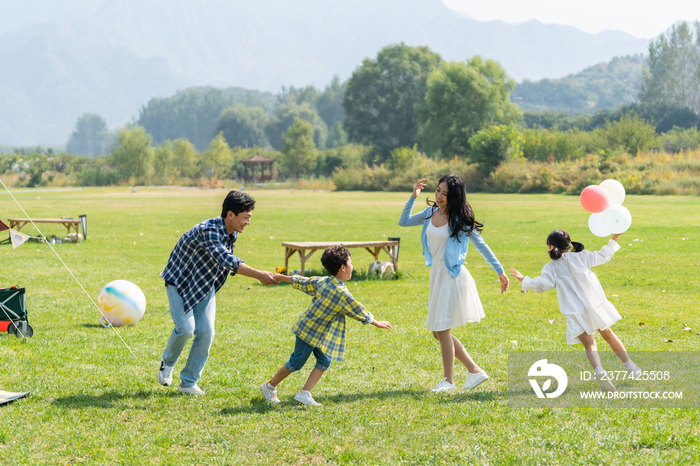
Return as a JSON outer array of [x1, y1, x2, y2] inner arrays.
[[425, 261, 485, 331]]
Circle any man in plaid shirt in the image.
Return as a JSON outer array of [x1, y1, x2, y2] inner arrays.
[[157, 190, 277, 395], [259, 246, 392, 406]]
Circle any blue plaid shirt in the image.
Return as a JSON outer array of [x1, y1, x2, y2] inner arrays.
[[291, 276, 374, 361], [161, 217, 243, 314]]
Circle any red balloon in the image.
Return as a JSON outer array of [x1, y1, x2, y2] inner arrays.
[[580, 185, 610, 213]]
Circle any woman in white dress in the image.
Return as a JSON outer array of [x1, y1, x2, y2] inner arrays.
[[399, 176, 509, 392], [510, 230, 641, 392]]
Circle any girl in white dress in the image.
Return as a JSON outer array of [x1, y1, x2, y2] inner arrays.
[[399, 176, 509, 392], [510, 230, 641, 391]]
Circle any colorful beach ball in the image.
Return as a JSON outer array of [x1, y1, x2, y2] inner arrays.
[[97, 280, 146, 327]]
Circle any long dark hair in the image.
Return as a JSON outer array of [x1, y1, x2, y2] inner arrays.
[[427, 174, 483, 239], [547, 230, 584, 260]]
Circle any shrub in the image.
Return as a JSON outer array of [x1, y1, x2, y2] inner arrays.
[[603, 114, 659, 155], [468, 125, 522, 174], [659, 127, 700, 153], [521, 128, 584, 162]]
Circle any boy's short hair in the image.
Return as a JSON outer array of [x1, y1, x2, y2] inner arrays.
[[221, 190, 255, 218], [321, 246, 351, 276]]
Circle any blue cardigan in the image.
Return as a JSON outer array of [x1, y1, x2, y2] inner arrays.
[[398, 195, 504, 278]]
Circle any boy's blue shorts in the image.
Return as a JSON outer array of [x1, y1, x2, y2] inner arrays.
[[285, 335, 332, 372]]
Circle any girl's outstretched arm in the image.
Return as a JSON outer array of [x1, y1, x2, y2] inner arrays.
[[510, 268, 525, 282], [582, 236, 621, 269], [516, 264, 556, 293]]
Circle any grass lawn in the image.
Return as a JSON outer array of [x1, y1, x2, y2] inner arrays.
[[1, 186, 699, 465]]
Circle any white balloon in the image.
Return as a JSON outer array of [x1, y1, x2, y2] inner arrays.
[[599, 179, 626, 206], [588, 212, 612, 237], [602, 205, 632, 234]]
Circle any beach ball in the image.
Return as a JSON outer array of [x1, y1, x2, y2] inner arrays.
[[580, 185, 610, 213], [97, 280, 146, 327], [602, 205, 632, 234], [588, 212, 612, 238], [599, 179, 626, 206]]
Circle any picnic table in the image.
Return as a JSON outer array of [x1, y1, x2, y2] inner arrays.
[[282, 240, 399, 276], [7, 218, 82, 242]]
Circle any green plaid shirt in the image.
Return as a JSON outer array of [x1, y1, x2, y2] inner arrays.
[[291, 275, 374, 361]]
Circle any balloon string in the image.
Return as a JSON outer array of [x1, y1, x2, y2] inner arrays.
[[1, 180, 141, 363]]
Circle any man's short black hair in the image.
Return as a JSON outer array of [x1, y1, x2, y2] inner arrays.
[[221, 190, 255, 218], [321, 246, 351, 276]]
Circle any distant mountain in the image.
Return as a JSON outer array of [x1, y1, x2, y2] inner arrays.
[[0, 0, 651, 145], [512, 55, 645, 114]]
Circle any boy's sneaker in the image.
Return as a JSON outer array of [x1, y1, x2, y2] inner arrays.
[[430, 378, 456, 392], [260, 382, 280, 403], [294, 390, 321, 406], [157, 358, 174, 387], [463, 370, 490, 389], [178, 384, 205, 396]]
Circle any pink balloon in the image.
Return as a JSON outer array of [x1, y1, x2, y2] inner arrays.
[[580, 185, 610, 213]]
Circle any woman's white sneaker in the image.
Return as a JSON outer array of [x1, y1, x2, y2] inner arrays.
[[463, 370, 490, 389], [431, 378, 456, 392], [626, 363, 642, 379], [595, 370, 617, 392]]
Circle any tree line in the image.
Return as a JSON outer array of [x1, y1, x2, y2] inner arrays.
[[8, 21, 700, 191]]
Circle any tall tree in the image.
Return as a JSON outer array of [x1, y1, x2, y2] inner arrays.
[[326, 122, 348, 148], [153, 141, 175, 180], [110, 126, 153, 180], [203, 132, 233, 178], [266, 102, 327, 150], [172, 139, 199, 178], [420, 57, 522, 158], [281, 118, 317, 179], [343, 43, 443, 158], [138, 88, 233, 151], [66, 113, 113, 156], [316, 75, 346, 128], [215, 104, 269, 149], [640, 21, 700, 114], [277, 85, 320, 107]]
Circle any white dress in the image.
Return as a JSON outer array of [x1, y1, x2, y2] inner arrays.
[[425, 220, 485, 331], [522, 239, 622, 345]]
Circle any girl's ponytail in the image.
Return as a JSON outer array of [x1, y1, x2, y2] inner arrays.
[[549, 247, 563, 260], [547, 230, 582, 260], [571, 241, 585, 253]]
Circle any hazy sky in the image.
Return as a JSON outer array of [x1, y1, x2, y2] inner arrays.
[[442, 0, 698, 39]]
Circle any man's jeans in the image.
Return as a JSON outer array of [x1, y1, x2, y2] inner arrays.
[[162, 285, 216, 387]]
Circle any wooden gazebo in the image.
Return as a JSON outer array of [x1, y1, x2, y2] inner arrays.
[[241, 154, 274, 182]]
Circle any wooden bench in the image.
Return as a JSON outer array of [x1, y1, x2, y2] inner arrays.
[[7, 218, 82, 242], [282, 240, 399, 276]]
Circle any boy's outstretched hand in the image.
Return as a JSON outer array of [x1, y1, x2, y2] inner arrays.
[[371, 320, 392, 330], [509, 268, 525, 283], [274, 273, 293, 284]]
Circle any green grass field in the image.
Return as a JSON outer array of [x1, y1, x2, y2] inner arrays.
[[1, 187, 699, 465]]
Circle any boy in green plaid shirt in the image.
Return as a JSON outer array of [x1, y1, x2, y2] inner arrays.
[[260, 246, 392, 406]]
